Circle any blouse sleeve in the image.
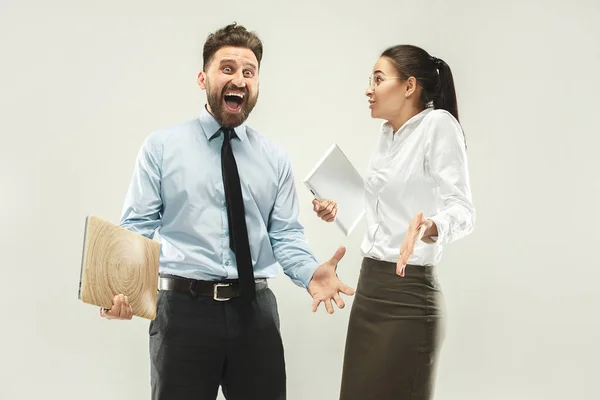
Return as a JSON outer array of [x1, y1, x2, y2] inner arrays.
[[425, 111, 476, 246]]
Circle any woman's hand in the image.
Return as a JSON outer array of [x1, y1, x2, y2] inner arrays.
[[312, 199, 338, 222], [396, 212, 436, 276]]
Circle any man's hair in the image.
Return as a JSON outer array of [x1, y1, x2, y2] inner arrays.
[[202, 23, 263, 71]]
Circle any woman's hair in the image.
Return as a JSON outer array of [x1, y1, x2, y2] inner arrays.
[[381, 45, 459, 123]]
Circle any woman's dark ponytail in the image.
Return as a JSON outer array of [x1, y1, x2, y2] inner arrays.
[[431, 57, 459, 122]]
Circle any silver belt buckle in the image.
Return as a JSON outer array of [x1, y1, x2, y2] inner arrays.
[[213, 283, 232, 301]]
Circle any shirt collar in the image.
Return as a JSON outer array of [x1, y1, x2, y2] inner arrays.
[[382, 107, 433, 137], [199, 105, 248, 142]]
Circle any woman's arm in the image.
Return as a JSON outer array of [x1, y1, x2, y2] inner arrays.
[[424, 111, 475, 246]]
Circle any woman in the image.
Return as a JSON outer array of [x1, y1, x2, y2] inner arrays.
[[313, 45, 475, 399]]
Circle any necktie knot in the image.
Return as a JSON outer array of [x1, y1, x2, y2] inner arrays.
[[221, 127, 235, 142]]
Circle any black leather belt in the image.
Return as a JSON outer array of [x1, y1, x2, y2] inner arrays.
[[159, 276, 268, 301]]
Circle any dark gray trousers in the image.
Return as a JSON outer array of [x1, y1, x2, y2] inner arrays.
[[149, 286, 285, 400]]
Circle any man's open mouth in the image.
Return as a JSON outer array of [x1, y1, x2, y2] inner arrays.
[[223, 91, 245, 113]]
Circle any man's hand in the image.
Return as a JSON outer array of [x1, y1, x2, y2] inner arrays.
[[308, 246, 355, 314], [396, 212, 435, 276], [312, 199, 338, 222], [99, 294, 133, 320]]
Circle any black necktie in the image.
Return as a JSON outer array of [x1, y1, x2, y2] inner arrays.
[[220, 127, 256, 301]]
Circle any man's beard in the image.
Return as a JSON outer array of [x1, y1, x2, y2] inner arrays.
[[206, 82, 258, 128]]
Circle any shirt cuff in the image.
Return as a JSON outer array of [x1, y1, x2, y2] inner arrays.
[[289, 261, 320, 289], [428, 215, 448, 245]]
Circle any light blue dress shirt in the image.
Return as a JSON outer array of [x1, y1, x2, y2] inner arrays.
[[119, 106, 320, 288]]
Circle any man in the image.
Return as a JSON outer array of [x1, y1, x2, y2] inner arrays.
[[100, 23, 354, 400]]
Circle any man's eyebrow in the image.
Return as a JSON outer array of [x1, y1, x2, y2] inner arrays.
[[219, 59, 258, 69]]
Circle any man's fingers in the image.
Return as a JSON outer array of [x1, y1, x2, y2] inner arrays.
[[120, 303, 130, 318], [325, 299, 334, 314], [112, 301, 122, 314], [339, 283, 355, 296], [114, 294, 124, 307], [121, 296, 133, 319], [103, 306, 118, 319], [333, 293, 345, 309], [329, 246, 346, 265], [311, 299, 320, 313], [110, 295, 122, 316], [100, 294, 132, 320]]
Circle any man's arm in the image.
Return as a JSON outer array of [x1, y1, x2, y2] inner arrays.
[[267, 150, 319, 289], [267, 148, 354, 313], [101, 134, 163, 321], [119, 134, 164, 237]]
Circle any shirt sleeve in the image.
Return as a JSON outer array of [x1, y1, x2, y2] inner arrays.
[[425, 111, 476, 246], [268, 149, 320, 289], [119, 134, 164, 238]]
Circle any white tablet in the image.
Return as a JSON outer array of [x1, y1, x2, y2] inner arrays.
[[303, 144, 365, 236]]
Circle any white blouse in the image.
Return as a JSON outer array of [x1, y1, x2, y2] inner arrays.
[[360, 107, 476, 266]]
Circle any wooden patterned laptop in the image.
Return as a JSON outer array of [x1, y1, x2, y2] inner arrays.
[[78, 215, 160, 320]]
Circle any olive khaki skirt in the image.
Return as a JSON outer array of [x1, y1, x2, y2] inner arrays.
[[339, 257, 446, 400]]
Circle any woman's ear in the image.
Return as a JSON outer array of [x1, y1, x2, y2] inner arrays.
[[405, 76, 418, 98]]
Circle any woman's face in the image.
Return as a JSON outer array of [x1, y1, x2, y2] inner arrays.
[[366, 57, 411, 121]]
